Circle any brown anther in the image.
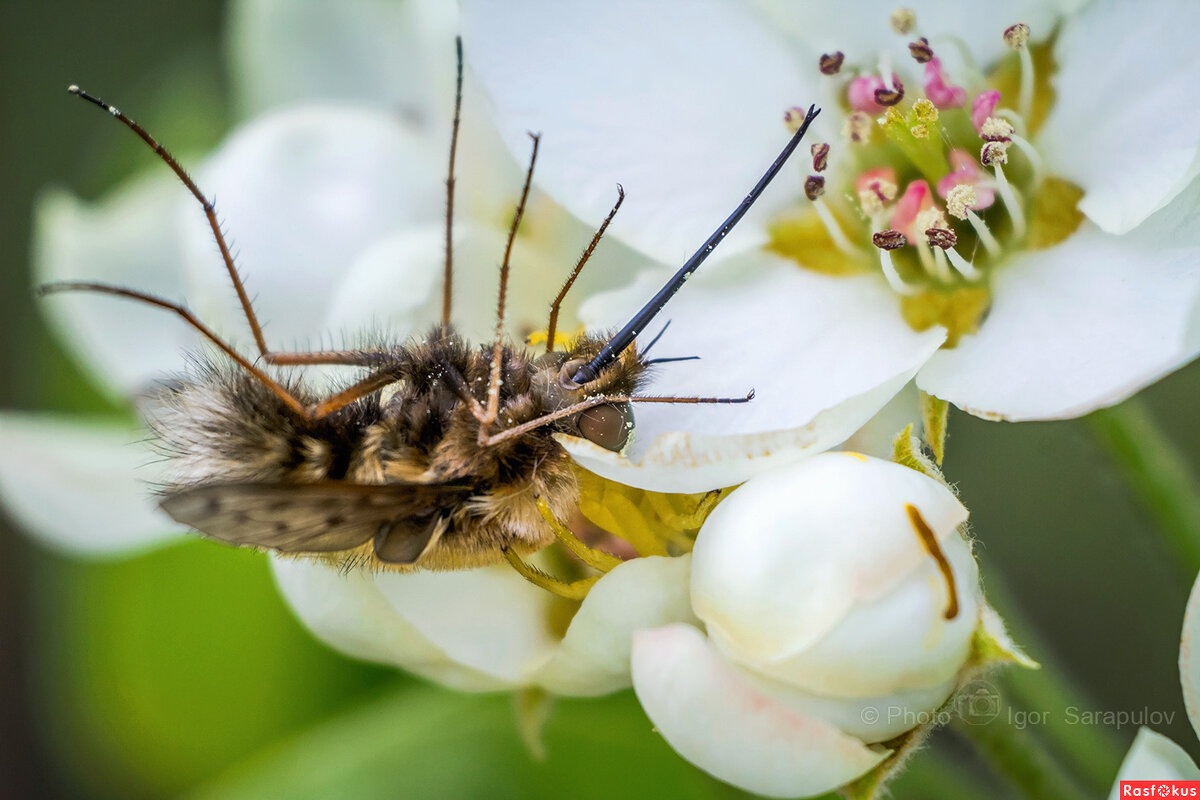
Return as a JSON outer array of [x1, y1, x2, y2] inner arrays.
[[874, 78, 905, 106], [819, 51, 845, 75], [873, 229, 907, 250], [810, 142, 830, 172], [804, 174, 826, 201], [890, 8, 916, 34], [908, 37, 933, 63], [979, 117, 1014, 142], [925, 227, 958, 249], [844, 111, 873, 143], [1004, 22, 1031, 49], [980, 141, 1010, 167]]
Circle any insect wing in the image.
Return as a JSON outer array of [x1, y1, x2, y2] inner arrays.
[[160, 482, 461, 554]]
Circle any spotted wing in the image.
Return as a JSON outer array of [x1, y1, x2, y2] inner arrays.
[[159, 482, 469, 554]]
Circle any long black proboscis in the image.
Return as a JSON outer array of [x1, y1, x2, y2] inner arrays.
[[570, 104, 821, 386]]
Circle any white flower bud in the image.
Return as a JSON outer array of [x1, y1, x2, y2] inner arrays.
[[632, 452, 985, 797]]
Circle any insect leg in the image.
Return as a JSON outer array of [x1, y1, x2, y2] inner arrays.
[[66, 86, 383, 372], [544, 185, 625, 352], [306, 367, 404, 419], [435, 358, 489, 422], [481, 133, 541, 436], [38, 282, 311, 417], [66, 86, 279, 361], [535, 498, 622, 573], [442, 36, 464, 329], [259, 349, 394, 367], [481, 389, 755, 447], [500, 547, 600, 601]]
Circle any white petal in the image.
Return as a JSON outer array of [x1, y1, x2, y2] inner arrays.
[[917, 208, 1200, 420], [269, 557, 507, 691], [749, 533, 979, 697], [0, 413, 183, 556], [180, 105, 445, 347], [33, 172, 197, 400], [631, 623, 888, 798], [691, 453, 968, 664], [750, 0, 1069, 75], [460, 0, 815, 267], [372, 565, 558, 685], [534, 555, 696, 696], [323, 218, 651, 347], [563, 255, 944, 492], [1180, 570, 1200, 738], [741, 671, 958, 744], [838, 382, 921, 459], [1107, 728, 1200, 798], [1042, 0, 1200, 234], [229, 0, 458, 121]]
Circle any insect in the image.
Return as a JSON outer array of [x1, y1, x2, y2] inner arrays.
[[41, 41, 819, 597]]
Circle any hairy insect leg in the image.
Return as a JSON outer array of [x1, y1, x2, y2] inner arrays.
[[38, 282, 311, 417], [482, 389, 756, 447], [481, 133, 541, 438], [66, 86, 278, 359], [544, 186, 625, 352], [306, 367, 404, 419], [39, 283, 401, 421], [501, 547, 600, 601], [260, 350, 395, 367], [442, 36, 464, 328], [66, 85, 388, 373], [535, 498, 622, 573]]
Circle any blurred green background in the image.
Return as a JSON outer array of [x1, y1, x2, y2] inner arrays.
[[2, 2, 1198, 798]]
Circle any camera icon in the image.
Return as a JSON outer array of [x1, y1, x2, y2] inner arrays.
[[956, 679, 1001, 725]]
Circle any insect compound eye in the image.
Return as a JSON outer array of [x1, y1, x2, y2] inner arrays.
[[577, 403, 632, 451]]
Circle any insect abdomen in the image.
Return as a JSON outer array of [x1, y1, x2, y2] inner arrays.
[[148, 362, 383, 490]]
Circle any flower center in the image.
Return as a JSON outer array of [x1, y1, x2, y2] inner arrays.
[[768, 12, 1084, 346]]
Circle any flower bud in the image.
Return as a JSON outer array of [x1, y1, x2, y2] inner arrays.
[[632, 453, 986, 797]]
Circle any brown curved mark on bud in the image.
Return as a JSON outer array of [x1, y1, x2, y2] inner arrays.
[[810, 142, 830, 172], [804, 174, 826, 201], [909, 37, 933, 63], [875, 78, 905, 107], [819, 51, 845, 75], [925, 227, 958, 249], [872, 229, 907, 250], [906, 503, 959, 620]]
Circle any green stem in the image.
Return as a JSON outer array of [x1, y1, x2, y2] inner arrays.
[[953, 708, 1092, 800], [1089, 398, 1200, 576], [983, 577, 1124, 795]]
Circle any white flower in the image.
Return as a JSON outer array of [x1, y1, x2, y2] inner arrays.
[[630, 452, 987, 797], [460, 0, 1200, 424], [0, 0, 942, 702]]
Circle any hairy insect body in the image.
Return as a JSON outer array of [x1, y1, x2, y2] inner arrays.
[[49, 73, 817, 590], [153, 327, 645, 570]]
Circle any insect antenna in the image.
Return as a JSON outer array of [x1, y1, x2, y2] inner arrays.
[[569, 104, 821, 386], [478, 132, 541, 439], [544, 184, 626, 352], [442, 36, 464, 329]]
